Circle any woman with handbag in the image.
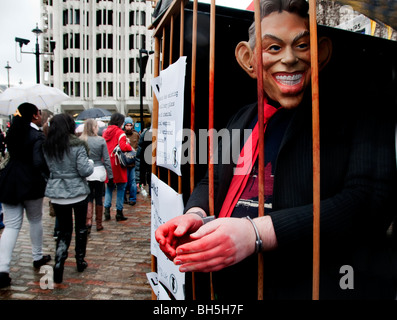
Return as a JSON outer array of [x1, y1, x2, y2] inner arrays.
[[102, 113, 132, 222], [0, 103, 51, 288], [43, 113, 94, 284], [80, 119, 113, 232]]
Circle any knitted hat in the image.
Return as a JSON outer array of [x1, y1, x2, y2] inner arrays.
[[124, 117, 133, 126]]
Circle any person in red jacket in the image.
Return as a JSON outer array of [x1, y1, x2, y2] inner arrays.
[[102, 113, 132, 222]]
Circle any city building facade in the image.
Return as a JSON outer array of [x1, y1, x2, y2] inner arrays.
[[40, 0, 156, 126]]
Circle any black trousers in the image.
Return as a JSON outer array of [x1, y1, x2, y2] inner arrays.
[[52, 198, 88, 235], [87, 181, 104, 206]]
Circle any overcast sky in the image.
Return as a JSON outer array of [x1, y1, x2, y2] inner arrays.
[[0, 0, 252, 87]]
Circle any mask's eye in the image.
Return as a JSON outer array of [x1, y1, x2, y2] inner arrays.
[[296, 42, 309, 50], [267, 44, 282, 52]]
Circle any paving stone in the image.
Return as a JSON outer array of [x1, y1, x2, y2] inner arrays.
[[0, 188, 153, 300]]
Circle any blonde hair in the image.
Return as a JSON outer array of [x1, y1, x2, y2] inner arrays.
[[80, 119, 98, 141]]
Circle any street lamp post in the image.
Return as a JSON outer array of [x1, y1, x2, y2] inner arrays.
[[138, 49, 154, 131], [15, 23, 55, 84], [32, 24, 43, 84], [5, 61, 11, 88]]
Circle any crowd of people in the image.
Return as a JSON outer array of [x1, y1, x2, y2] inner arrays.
[[0, 107, 150, 288]]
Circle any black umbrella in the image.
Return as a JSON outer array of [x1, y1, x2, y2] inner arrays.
[[76, 108, 112, 120]]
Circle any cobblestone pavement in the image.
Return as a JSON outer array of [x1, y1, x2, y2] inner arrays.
[[0, 187, 153, 300]]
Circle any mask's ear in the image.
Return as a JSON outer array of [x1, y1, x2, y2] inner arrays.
[[318, 36, 332, 71], [235, 41, 257, 79]]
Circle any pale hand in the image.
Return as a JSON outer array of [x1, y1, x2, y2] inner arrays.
[[155, 214, 204, 261], [173, 217, 256, 273]]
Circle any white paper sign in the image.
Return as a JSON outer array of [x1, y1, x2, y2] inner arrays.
[[150, 173, 185, 300], [151, 56, 187, 176]]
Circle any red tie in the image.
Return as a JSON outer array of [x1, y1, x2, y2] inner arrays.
[[218, 99, 278, 218]]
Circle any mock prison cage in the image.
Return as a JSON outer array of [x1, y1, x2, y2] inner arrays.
[[148, 0, 397, 300]]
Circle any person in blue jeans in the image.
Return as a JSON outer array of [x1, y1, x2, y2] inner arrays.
[[104, 179, 127, 220], [102, 113, 132, 221], [125, 167, 137, 206], [122, 117, 140, 206]]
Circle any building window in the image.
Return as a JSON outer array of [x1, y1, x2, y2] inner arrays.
[[75, 9, 80, 25], [108, 34, 113, 49], [141, 34, 146, 49], [108, 10, 113, 25], [108, 82, 113, 97], [140, 11, 146, 26], [96, 57, 102, 73], [75, 57, 80, 73], [75, 33, 80, 49], [75, 82, 80, 97], [96, 82, 102, 96], [129, 34, 134, 50], [63, 58, 69, 73], [96, 34, 102, 50], [63, 10, 68, 26], [63, 34, 68, 50], [96, 10, 102, 26], [129, 58, 134, 73], [64, 82, 69, 95], [129, 11, 134, 26], [129, 82, 134, 97], [108, 58, 113, 73]]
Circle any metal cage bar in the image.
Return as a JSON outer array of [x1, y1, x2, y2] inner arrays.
[[309, 0, 321, 301]]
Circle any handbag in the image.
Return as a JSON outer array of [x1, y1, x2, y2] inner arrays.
[[112, 134, 136, 168]]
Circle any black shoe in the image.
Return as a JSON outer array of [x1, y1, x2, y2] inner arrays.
[[53, 265, 64, 284], [116, 210, 128, 221], [0, 272, 11, 288], [104, 207, 111, 221], [76, 260, 88, 272], [33, 255, 52, 269], [129, 201, 136, 206]]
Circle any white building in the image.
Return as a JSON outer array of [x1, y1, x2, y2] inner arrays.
[[40, 0, 156, 126]]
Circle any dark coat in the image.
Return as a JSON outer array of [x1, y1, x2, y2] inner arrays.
[[185, 93, 397, 299], [0, 126, 48, 205]]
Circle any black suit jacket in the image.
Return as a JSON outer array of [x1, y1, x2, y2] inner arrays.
[[185, 92, 397, 299]]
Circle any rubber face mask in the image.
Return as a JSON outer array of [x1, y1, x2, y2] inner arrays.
[[252, 11, 311, 109]]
